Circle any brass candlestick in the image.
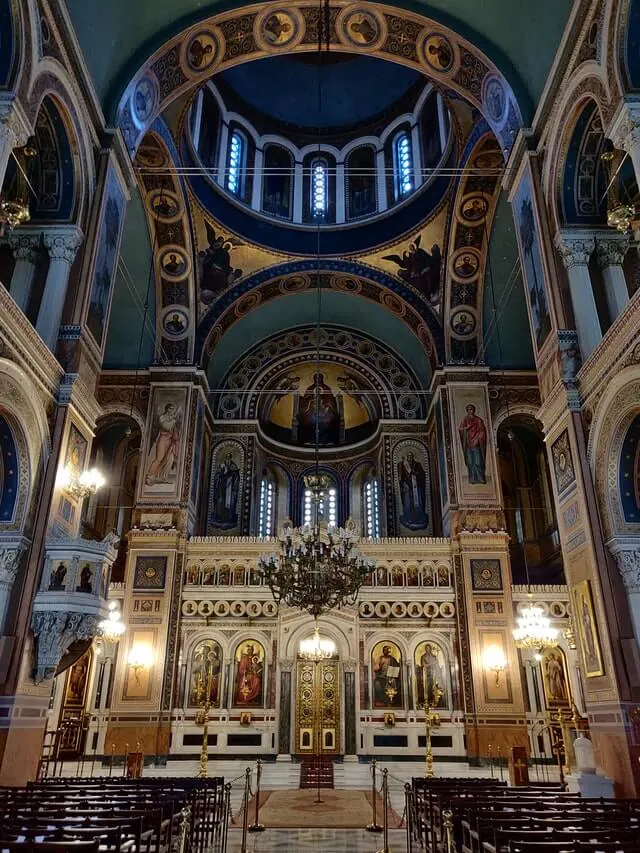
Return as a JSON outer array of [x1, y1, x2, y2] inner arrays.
[[197, 655, 214, 778], [424, 682, 444, 778]]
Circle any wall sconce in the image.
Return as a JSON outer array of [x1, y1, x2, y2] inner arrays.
[[127, 644, 152, 682], [56, 466, 106, 500], [484, 646, 507, 686]]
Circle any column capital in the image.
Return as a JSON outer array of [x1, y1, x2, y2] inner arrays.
[[554, 230, 596, 270], [595, 233, 630, 269], [42, 225, 84, 264], [607, 539, 640, 593], [5, 231, 42, 263], [608, 100, 640, 155], [0, 95, 31, 150], [0, 546, 26, 586]]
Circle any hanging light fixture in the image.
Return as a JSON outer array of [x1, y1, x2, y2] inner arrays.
[[299, 622, 336, 660], [259, 0, 375, 617], [513, 595, 559, 653], [0, 137, 38, 236], [98, 601, 126, 643], [600, 138, 636, 233]]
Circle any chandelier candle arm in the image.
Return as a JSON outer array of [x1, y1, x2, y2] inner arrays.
[[512, 594, 560, 652]]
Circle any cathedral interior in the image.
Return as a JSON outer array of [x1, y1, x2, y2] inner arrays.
[[2, 0, 640, 822]]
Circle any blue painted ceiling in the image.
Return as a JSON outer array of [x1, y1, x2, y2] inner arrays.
[[218, 55, 422, 129]]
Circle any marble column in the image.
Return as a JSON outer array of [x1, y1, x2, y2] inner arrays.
[[36, 226, 83, 350], [609, 101, 640, 195], [554, 230, 600, 359], [6, 232, 41, 311], [278, 666, 292, 756], [607, 540, 640, 648], [0, 96, 30, 190], [595, 234, 630, 322], [343, 663, 357, 756]]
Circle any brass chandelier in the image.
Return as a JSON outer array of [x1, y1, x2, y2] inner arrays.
[[259, 474, 375, 618]]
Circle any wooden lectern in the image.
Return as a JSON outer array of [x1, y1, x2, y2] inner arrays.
[[509, 745, 529, 786]]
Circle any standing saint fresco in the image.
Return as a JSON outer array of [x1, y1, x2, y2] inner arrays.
[[458, 404, 487, 484], [372, 642, 402, 708], [415, 642, 447, 708], [145, 401, 181, 486], [211, 452, 240, 529], [397, 451, 429, 530], [189, 641, 222, 707], [233, 641, 265, 707]]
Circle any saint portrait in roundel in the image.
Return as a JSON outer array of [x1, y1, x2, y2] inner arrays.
[[186, 32, 218, 72], [423, 34, 454, 73], [452, 252, 479, 280], [460, 195, 488, 223]]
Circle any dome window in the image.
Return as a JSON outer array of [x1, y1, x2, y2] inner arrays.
[[394, 131, 414, 201], [227, 130, 245, 196], [311, 157, 329, 219]]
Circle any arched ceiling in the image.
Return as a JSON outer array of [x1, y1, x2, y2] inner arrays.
[[206, 290, 433, 390], [66, 0, 573, 120]]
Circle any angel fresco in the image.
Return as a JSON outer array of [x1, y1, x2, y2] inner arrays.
[[382, 236, 441, 304], [198, 221, 244, 304]]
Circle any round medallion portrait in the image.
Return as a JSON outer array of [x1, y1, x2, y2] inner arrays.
[[459, 194, 489, 224], [147, 188, 182, 222], [472, 150, 504, 171], [162, 306, 189, 339], [280, 273, 310, 293], [185, 30, 220, 73], [451, 249, 480, 281], [450, 307, 477, 337], [136, 143, 168, 170], [159, 245, 190, 280], [421, 33, 455, 73], [132, 76, 158, 127], [337, 7, 386, 50], [484, 76, 507, 125], [255, 7, 304, 51]]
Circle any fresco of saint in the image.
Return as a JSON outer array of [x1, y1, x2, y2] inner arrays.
[[211, 452, 240, 529], [233, 642, 265, 707], [397, 451, 429, 530], [458, 404, 487, 484]]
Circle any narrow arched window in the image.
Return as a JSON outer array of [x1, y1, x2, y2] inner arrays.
[[394, 131, 413, 201], [311, 158, 328, 218], [303, 479, 337, 527], [364, 477, 380, 538], [227, 130, 245, 196], [258, 474, 275, 537]]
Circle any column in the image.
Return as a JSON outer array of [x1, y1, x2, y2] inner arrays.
[[609, 101, 640, 194], [343, 661, 357, 757], [336, 162, 346, 224], [36, 226, 83, 350], [554, 230, 601, 359], [6, 232, 41, 311], [293, 160, 303, 223], [251, 147, 263, 211], [0, 543, 28, 633], [376, 149, 387, 211], [277, 660, 292, 757], [595, 234, 630, 322], [0, 96, 30, 189], [607, 541, 640, 648]]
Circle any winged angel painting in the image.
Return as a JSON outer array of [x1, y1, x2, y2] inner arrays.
[[382, 235, 441, 304], [198, 221, 245, 303]]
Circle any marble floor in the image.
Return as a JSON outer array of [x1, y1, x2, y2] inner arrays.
[[226, 827, 407, 852]]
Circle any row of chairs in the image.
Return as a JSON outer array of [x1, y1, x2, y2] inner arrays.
[[0, 776, 226, 852], [407, 777, 640, 853]]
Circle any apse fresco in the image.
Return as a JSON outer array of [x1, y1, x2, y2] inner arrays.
[[259, 363, 377, 447]]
